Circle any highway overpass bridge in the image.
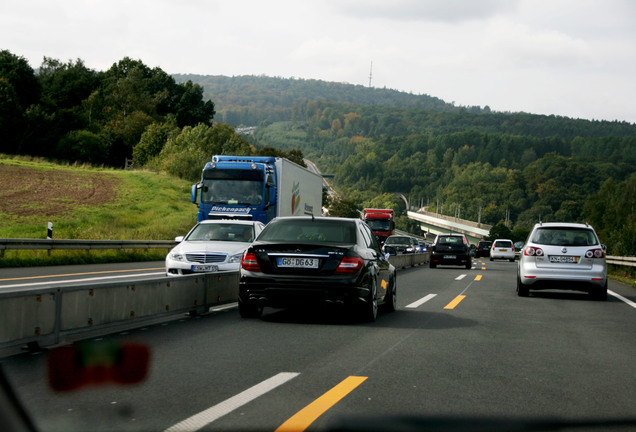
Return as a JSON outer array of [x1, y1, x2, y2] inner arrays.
[[407, 210, 492, 245]]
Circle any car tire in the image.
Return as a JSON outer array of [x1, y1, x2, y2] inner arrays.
[[516, 275, 529, 297], [430, 261, 436, 269], [362, 277, 378, 322], [490, 257, 493, 261], [465, 261, 472, 269], [591, 281, 608, 301], [238, 297, 263, 318], [509, 258, 515, 262], [384, 273, 397, 313]]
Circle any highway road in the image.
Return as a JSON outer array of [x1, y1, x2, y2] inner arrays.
[[0, 261, 166, 290], [1, 259, 636, 432]]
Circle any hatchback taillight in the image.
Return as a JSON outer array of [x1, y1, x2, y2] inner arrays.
[[241, 252, 262, 272], [335, 257, 363, 274], [524, 246, 544, 256], [585, 248, 605, 259]]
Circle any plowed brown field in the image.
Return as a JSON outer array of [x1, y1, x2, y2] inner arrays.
[[0, 164, 120, 218]]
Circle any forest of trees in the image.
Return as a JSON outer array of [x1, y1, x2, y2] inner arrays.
[[2, 50, 634, 255], [1, 51, 216, 166]]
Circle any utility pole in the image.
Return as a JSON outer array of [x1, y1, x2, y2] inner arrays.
[[368, 61, 373, 88]]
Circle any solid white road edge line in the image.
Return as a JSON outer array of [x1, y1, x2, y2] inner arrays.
[[164, 372, 300, 432], [406, 293, 437, 309], [608, 289, 636, 309]]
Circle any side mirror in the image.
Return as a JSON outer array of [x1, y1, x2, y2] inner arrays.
[[191, 184, 199, 204], [174, 236, 184, 243]]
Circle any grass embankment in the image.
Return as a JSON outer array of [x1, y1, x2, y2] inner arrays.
[[0, 156, 197, 267]]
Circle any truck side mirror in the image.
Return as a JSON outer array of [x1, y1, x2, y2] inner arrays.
[[191, 184, 199, 204], [266, 174, 275, 187]]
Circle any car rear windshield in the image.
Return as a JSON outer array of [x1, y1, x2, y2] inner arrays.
[[494, 240, 513, 248], [531, 227, 598, 247], [437, 236, 465, 245], [259, 219, 356, 244]]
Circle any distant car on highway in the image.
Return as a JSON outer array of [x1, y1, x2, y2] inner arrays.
[[166, 219, 265, 276], [415, 240, 428, 253], [382, 235, 418, 255], [430, 233, 472, 269], [239, 216, 397, 321], [475, 240, 492, 258], [517, 222, 607, 299], [490, 239, 515, 262]]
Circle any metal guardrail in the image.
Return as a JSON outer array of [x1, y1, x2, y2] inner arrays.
[[1, 239, 633, 268], [0, 239, 176, 256], [606, 256, 636, 267]]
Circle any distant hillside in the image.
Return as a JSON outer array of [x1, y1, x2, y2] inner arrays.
[[173, 74, 463, 126]]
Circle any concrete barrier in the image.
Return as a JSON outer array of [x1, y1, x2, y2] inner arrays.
[[1, 255, 429, 356], [0, 272, 238, 357]]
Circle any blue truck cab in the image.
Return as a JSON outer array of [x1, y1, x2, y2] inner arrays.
[[191, 155, 323, 224]]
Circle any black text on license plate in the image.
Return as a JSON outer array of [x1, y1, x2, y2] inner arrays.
[[549, 256, 578, 263], [278, 257, 318, 268], [192, 264, 218, 272]]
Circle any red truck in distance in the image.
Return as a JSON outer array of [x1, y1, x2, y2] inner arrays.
[[363, 209, 395, 246]]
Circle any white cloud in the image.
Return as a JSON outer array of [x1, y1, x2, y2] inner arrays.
[[1, 0, 635, 122]]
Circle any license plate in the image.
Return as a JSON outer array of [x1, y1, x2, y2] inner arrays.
[[443, 255, 456, 260], [191, 264, 219, 272], [499, 249, 509, 252], [277, 257, 319, 269], [549, 256, 578, 263]]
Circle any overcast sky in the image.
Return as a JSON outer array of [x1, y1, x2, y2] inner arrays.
[[2, 0, 635, 123]]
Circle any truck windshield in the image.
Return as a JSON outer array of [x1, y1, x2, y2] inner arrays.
[[366, 220, 392, 231], [201, 179, 264, 206]]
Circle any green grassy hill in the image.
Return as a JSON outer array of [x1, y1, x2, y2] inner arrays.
[[0, 156, 197, 266]]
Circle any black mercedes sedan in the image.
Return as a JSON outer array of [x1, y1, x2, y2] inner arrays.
[[239, 216, 397, 322]]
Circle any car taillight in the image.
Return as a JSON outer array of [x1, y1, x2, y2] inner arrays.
[[524, 246, 544, 256], [335, 257, 363, 274], [585, 249, 605, 258], [241, 252, 262, 272]]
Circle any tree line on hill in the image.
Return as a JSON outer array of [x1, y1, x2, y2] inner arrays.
[[1, 50, 634, 255], [252, 102, 636, 255]]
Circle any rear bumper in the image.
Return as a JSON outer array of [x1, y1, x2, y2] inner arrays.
[[239, 274, 370, 309], [430, 253, 471, 266], [518, 262, 607, 292]]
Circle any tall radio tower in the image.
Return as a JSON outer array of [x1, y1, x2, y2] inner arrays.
[[368, 61, 373, 88]]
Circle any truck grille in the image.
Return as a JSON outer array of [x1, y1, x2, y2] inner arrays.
[[186, 253, 227, 264]]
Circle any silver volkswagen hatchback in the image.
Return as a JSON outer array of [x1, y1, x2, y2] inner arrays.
[[517, 222, 607, 300]]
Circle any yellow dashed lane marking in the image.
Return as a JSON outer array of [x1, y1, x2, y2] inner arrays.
[[275, 376, 367, 432], [444, 295, 466, 309]]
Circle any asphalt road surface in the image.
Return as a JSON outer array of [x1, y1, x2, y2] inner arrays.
[[1, 259, 635, 432]]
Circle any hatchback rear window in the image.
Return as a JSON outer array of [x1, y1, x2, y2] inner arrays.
[[531, 228, 598, 246], [437, 236, 464, 245], [494, 241, 513, 248]]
